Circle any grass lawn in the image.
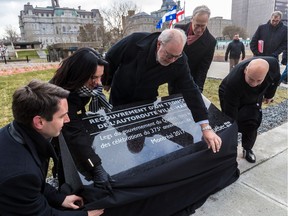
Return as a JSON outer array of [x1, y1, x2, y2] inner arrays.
[[16, 50, 39, 59], [0, 69, 287, 127], [0, 69, 55, 127]]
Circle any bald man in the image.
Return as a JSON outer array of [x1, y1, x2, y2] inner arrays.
[[219, 57, 280, 162], [104, 28, 222, 153]]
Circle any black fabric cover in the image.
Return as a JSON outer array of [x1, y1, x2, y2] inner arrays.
[[79, 122, 239, 216]]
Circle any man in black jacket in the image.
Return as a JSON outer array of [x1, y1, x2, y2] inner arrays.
[[0, 80, 104, 216], [170, 5, 216, 92], [250, 11, 287, 60], [219, 57, 280, 163], [104, 28, 222, 153], [225, 34, 245, 72]]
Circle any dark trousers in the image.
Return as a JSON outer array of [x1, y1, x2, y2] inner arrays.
[[237, 106, 262, 150], [238, 121, 258, 150], [219, 91, 262, 150], [229, 58, 240, 72]]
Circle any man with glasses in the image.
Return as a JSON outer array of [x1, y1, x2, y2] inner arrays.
[[104, 28, 222, 153], [250, 11, 287, 60], [169, 5, 216, 93]]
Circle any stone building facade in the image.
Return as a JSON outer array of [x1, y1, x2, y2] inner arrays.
[[124, 12, 159, 36], [123, 0, 179, 36], [19, 0, 104, 47], [207, 17, 232, 39]]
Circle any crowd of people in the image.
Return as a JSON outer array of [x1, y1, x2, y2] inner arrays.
[[0, 4, 286, 215]]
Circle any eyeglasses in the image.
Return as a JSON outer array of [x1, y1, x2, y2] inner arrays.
[[161, 43, 183, 60]]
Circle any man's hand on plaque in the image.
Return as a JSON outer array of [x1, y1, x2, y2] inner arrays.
[[201, 125, 222, 153]]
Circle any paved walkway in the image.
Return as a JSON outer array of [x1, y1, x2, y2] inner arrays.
[[193, 61, 288, 216], [193, 123, 288, 216]]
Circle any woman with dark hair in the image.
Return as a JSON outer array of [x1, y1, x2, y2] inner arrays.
[[50, 47, 113, 193]]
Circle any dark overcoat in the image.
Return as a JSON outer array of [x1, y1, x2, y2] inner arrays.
[[225, 40, 245, 60], [52, 92, 103, 182], [105, 32, 208, 122], [0, 121, 86, 215], [250, 21, 287, 58], [219, 56, 280, 121], [174, 22, 216, 91]]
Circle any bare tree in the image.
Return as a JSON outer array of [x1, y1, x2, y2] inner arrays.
[[222, 25, 248, 40], [100, 0, 140, 44], [4, 25, 19, 43], [78, 24, 97, 42], [97, 25, 113, 50]]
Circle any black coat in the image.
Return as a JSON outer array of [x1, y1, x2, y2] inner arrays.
[[105, 32, 208, 122], [174, 22, 216, 91], [250, 21, 287, 58], [57, 92, 102, 179], [225, 40, 245, 60], [0, 121, 86, 216], [219, 56, 280, 120]]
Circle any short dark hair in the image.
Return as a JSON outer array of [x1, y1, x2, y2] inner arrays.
[[50, 47, 108, 90], [12, 79, 70, 125], [271, 11, 282, 19]]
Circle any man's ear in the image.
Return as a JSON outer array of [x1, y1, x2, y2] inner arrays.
[[157, 40, 161, 48], [32, 116, 44, 130], [244, 67, 248, 75]]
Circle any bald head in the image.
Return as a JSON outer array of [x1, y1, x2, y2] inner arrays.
[[244, 59, 269, 87]]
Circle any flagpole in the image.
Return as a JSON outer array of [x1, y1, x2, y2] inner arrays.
[[183, 0, 186, 24]]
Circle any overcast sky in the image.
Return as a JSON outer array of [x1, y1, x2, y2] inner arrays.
[[0, 0, 232, 38]]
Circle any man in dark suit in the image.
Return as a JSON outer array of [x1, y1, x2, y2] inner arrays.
[[0, 80, 104, 216], [170, 5, 216, 92], [250, 11, 287, 60], [104, 28, 222, 153], [225, 33, 246, 72], [219, 57, 280, 163]]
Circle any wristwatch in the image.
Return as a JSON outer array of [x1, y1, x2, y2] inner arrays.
[[201, 125, 213, 131]]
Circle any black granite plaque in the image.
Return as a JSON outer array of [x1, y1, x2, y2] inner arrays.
[[79, 94, 233, 183]]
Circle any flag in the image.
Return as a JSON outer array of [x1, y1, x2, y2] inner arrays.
[[156, 5, 177, 29], [176, 9, 185, 22], [169, 8, 185, 28]]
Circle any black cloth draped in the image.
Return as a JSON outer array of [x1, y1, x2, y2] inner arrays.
[[78, 122, 239, 216]]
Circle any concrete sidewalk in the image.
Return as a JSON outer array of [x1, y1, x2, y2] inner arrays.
[[194, 123, 288, 216], [193, 61, 288, 216]]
